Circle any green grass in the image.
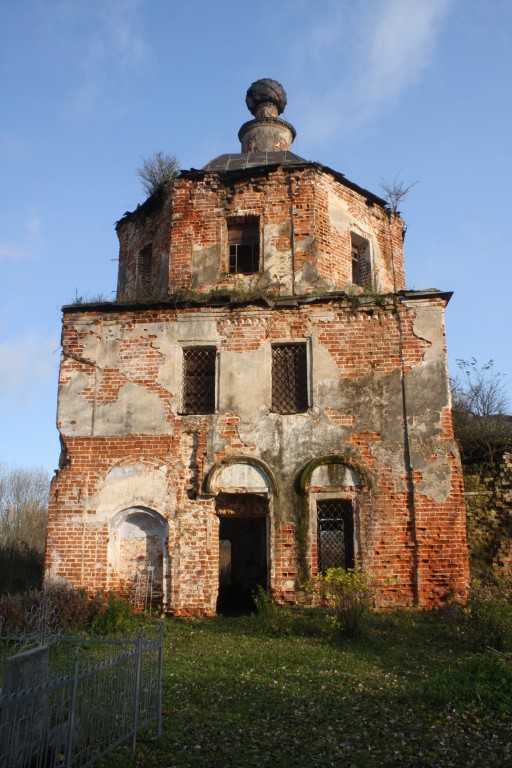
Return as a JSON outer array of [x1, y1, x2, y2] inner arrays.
[[99, 609, 512, 768]]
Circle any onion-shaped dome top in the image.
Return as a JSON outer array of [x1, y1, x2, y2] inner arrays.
[[246, 79, 287, 118]]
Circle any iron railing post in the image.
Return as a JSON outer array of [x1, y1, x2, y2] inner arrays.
[[131, 633, 143, 758], [65, 648, 80, 768], [157, 621, 163, 736]]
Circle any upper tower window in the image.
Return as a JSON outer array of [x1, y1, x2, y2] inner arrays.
[[228, 216, 260, 274], [137, 244, 153, 297], [350, 233, 371, 288]]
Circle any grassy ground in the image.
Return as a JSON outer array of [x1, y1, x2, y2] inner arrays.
[[99, 609, 512, 768]]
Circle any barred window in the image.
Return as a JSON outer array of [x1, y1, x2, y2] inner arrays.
[[182, 346, 216, 414], [317, 499, 355, 571], [271, 343, 308, 414], [228, 217, 260, 274]]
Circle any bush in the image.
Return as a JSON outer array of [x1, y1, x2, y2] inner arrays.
[[0, 585, 101, 634], [307, 566, 375, 639], [90, 592, 135, 635], [250, 586, 292, 635], [466, 579, 512, 651], [0, 589, 39, 633]]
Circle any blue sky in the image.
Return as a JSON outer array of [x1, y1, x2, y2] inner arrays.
[[1, 0, 511, 474]]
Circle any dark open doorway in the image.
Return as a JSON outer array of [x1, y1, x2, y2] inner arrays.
[[216, 500, 268, 615]]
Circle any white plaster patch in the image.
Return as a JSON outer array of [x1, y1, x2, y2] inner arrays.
[[263, 222, 292, 286], [310, 464, 361, 488], [220, 347, 267, 420], [415, 455, 452, 504], [81, 328, 120, 368], [105, 465, 142, 482], [58, 373, 92, 435], [94, 383, 169, 435], [90, 467, 172, 524], [409, 303, 445, 363], [327, 189, 352, 235], [214, 463, 270, 493]]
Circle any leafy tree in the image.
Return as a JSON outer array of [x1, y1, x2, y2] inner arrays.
[[451, 359, 512, 466], [137, 150, 179, 196]]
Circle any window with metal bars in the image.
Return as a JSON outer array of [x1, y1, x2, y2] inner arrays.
[[182, 346, 216, 414], [271, 343, 308, 414], [228, 216, 260, 274], [317, 499, 355, 571]]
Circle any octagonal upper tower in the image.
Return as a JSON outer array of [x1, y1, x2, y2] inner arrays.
[[116, 81, 405, 302]]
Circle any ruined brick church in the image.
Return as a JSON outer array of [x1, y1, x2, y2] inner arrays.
[[45, 79, 469, 614]]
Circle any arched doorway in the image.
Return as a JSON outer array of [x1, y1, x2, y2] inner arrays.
[[216, 493, 268, 615], [204, 456, 276, 615], [109, 507, 168, 609]]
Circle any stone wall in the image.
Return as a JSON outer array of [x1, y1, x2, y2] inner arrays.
[[464, 450, 512, 576]]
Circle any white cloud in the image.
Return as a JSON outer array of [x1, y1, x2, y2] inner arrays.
[[295, 0, 453, 143], [0, 333, 59, 404], [355, 0, 452, 120], [0, 209, 42, 262], [67, 0, 149, 119], [0, 243, 26, 261]]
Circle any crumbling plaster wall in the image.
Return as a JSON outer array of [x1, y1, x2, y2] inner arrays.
[[47, 293, 468, 613]]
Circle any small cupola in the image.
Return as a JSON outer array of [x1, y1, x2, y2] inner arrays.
[[238, 78, 296, 152]]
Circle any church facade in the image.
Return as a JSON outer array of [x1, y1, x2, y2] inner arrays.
[[45, 80, 469, 614]]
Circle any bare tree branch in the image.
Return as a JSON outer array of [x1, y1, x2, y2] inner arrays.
[[451, 359, 512, 466], [0, 465, 50, 552], [380, 174, 418, 215]]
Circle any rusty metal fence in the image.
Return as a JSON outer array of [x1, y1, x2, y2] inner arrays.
[[0, 612, 163, 768]]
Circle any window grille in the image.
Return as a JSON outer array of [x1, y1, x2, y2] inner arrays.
[[182, 346, 216, 414], [317, 499, 355, 571], [271, 343, 308, 414], [228, 217, 260, 274]]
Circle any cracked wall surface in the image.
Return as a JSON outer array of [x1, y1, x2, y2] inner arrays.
[[46, 161, 468, 614], [47, 292, 468, 612]]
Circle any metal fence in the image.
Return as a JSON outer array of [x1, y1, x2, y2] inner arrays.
[[0, 611, 163, 768]]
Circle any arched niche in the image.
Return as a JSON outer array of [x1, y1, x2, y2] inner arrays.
[[298, 455, 369, 495], [108, 506, 169, 607], [203, 456, 278, 497]]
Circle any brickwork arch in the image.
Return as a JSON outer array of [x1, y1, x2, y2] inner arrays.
[[297, 456, 370, 577]]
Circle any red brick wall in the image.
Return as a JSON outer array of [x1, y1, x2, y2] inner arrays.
[[115, 165, 405, 302]]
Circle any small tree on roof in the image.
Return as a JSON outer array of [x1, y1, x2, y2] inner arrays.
[[380, 174, 418, 215], [138, 151, 180, 196]]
